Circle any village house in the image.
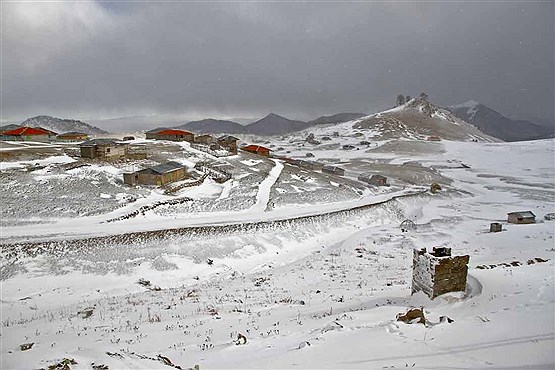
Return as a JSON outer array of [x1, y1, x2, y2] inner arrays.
[[145, 128, 167, 140], [291, 159, 324, 171], [2, 126, 52, 142], [123, 161, 187, 186], [358, 173, 388, 186], [38, 127, 59, 141], [149, 129, 194, 142], [218, 135, 240, 154], [79, 138, 128, 160], [57, 132, 89, 142], [194, 134, 216, 145], [194, 134, 221, 151], [507, 211, 536, 224], [306, 160, 324, 171], [412, 247, 470, 299], [241, 144, 271, 157], [322, 164, 345, 176]]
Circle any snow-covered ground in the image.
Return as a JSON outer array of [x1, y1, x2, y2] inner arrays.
[[1, 138, 554, 369]]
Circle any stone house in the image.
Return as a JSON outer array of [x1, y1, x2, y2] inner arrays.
[[79, 138, 128, 160], [218, 135, 240, 154], [490, 222, 502, 232], [507, 211, 536, 224], [412, 247, 469, 299], [322, 165, 345, 176], [123, 161, 187, 186], [195, 134, 216, 145], [358, 173, 388, 186]]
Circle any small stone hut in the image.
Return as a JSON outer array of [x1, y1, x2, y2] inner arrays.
[[123, 161, 187, 186], [507, 211, 536, 224], [358, 173, 387, 186], [80, 138, 128, 160], [412, 247, 469, 299], [489, 222, 502, 232], [322, 165, 345, 176]]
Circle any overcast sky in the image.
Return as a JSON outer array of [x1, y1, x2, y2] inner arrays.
[[3, 1, 554, 125]]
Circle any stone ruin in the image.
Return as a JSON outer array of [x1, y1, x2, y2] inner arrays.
[[411, 247, 470, 299]]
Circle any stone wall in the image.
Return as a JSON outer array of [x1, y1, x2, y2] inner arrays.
[[411, 247, 469, 299]]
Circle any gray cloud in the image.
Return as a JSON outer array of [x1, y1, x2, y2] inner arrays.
[[3, 1, 554, 124]]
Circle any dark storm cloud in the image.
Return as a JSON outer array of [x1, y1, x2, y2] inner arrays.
[[3, 1, 553, 123]]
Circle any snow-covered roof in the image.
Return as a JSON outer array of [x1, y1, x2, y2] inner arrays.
[[507, 211, 536, 219], [143, 161, 185, 175], [218, 135, 239, 141], [79, 138, 124, 147]]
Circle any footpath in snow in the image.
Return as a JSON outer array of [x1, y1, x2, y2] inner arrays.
[[248, 159, 284, 212]]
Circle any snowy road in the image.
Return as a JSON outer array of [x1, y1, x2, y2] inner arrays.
[[248, 159, 284, 212], [1, 186, 427, 247]]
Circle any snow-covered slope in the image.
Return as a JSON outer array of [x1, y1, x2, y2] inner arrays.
[[308, 112, 367, 125], [353, 96, 497, 142], [1, 135, 553, 369], [21, 116, 108, 135]]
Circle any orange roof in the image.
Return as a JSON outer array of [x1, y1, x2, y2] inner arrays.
[[156, 129, 193, 136], [242, 144, 271, 152], [3, 126, 50, 136]]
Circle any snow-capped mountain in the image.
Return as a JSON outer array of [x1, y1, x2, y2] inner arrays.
[[449, 101, 554, 142], [351, 95, 497, 142], [21, 116, 108, 135]]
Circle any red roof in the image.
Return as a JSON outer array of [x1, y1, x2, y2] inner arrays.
[[3, 126, 50, 136], [242, 145, 271, 152], [156, 129, 193, 136]]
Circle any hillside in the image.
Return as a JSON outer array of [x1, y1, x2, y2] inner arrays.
[[308, 112, 366, 125], [176, 119, 247, 135], [21, 116, 108, 135], [353, 96, 497, 142], [246, 113, 311, 136], [449, 100, 554, 142]]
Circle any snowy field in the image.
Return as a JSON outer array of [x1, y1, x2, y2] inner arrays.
[[1, 138, 554, 369]]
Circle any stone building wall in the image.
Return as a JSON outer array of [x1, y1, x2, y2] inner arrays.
[[412, 247, 469, 299]]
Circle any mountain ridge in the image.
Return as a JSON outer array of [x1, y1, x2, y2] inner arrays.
[[448, 101, 554, 142], [20, 116, 108, 135]]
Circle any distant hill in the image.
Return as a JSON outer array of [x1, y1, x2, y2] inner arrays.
[[449, 101, 554, 142], [353, 95, 498, 142], [246, 113, 311, 136], [308, 113, 367, 125], [176, 119, 247, 135], [21, 116, 108, 135], [0, 124, 22, 133]]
